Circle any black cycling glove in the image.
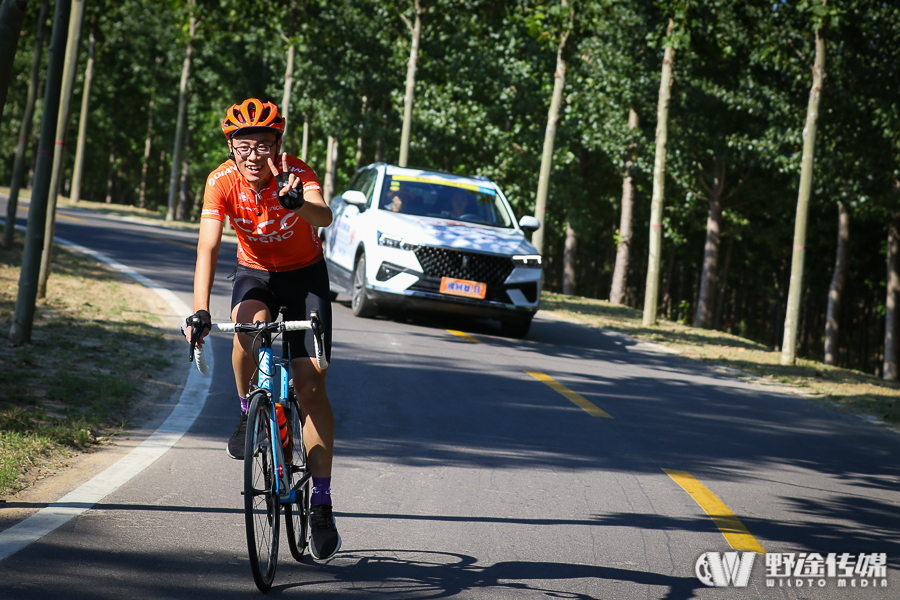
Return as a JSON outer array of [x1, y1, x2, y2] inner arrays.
[[274, 174, 305, 210], [183, 309, 211, 338]]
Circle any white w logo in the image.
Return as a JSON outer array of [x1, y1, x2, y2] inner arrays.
[[696, 552, 757, 587]]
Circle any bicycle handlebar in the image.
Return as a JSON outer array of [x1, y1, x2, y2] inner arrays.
[[189, 314, 329, 375]]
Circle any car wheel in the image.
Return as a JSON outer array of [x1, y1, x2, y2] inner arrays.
[[500, 314, 533, 338], [352, 254, 378, 318]]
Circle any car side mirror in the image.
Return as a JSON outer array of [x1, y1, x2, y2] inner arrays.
[[519, 216, 540, 232], [342, 190, 368, 211]]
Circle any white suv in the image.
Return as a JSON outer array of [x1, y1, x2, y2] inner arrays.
[[322, 164, 542, 337]]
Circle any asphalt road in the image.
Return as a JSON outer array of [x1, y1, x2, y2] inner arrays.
[[1, 202, 898, 599]]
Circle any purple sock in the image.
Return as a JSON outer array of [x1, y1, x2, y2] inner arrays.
[[239, 395, 248, 412], [311, 476, 332, 506]]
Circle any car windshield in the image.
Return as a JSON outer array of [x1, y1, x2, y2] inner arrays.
[[377, 174, 514, 228]]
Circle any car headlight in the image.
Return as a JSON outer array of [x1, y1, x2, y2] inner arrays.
[[512, 254, 542, 267], [377, 231, 418, 251]]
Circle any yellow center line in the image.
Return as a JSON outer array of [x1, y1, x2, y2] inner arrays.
[[447, 330, 481, 343], [526, 371, 613, 418], [664, 469, 765, 554], [13, 206, 82, 221]]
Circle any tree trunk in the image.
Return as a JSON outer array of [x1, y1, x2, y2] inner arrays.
[[713, 235, 734, 330], [301, 116, 308, 162], [661, 245, 677, 318], [3, 0, 49, 250], [782, 23, 826, 365], [328, 136, 339, 202], [376, 98, 388, 163], [10, 0, 71, 346], [280, 43, 294, 152], [166, 5, 195, 221], [531, 1, 573, 255], [563, 219, 577, 295], [28, 119, 39, 188], [139, 95, 154, 209], [38, 0, 86, 300], [824, 201, 850, 365], [0, 0, 29, 122], [69, 27, 93, 205], [642, 19, 676, 326], [356, 95, 367, 171], [178, 127, 191, 221], [883, 212, 900, 381], [694, 157, 726, 329], [323, 135, 337, 204], [156, 148, 166, 206], [398, 0, 423, 168], [105, 143, 115, 203], [610, 107, 638, 305]]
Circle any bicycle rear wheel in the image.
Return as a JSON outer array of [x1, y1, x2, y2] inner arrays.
[[244, 391, 280, 591], [283, 392, 310, 561]]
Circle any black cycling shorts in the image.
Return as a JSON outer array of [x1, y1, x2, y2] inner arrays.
[[230, 259, 332, 362]]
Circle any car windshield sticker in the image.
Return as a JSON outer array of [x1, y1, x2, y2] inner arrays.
[[391, 175, 496, 195]]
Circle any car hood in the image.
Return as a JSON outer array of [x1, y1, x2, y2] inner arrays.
[[376, 213, 538, 256]]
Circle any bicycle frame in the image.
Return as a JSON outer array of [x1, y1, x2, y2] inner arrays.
[[253, 337, 305, 503], [189, 311, 326, 503]]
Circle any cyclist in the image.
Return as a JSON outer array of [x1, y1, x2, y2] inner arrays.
[[184, 98, 340, 560]]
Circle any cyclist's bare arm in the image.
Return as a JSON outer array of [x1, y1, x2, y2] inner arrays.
[[185, 218, 224, 345], [296, 189, 333, 228]]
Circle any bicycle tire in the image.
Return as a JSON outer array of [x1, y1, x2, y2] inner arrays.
[[244, 391, 280, 591], [284, 390, 310, 561]]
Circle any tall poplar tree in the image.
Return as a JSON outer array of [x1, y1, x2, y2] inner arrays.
[[10, 0, 71, 346], [3, 0, 49, 250], [530, 0, 575, 256], [782, 3, 828, 365]]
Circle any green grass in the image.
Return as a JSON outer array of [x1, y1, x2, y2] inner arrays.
[[0, 229, 176, 497]]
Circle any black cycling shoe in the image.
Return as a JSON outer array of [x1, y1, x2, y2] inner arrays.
[[226, 411, 248, 460], [309, 504, 342, 560]]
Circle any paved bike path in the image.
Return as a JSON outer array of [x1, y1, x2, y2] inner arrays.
[[2, 202, 899, 598]]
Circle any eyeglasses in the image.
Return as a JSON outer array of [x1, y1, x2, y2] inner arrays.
[[232, 143, 274, 158]]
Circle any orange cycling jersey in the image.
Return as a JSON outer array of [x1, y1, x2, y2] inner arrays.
[[201, 155, 324, 272]]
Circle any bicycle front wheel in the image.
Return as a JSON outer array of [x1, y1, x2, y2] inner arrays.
[[244, 391, 280, 591]]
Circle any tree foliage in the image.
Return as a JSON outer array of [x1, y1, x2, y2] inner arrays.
[[2, 0, 898, 371]]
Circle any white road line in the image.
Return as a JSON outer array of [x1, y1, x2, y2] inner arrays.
[[0, 233, 213, 562]]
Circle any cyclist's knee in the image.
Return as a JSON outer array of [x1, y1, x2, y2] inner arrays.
[[292, 358, 328, 402]]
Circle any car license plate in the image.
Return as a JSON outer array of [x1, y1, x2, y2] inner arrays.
[[440, 277, 487, 299]]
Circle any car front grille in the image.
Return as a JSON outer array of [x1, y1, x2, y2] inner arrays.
[[413, 246, 515, 285]]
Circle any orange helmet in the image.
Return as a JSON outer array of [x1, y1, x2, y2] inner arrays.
[[221, 98, 285, 140]]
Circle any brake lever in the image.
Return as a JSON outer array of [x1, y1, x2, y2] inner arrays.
[[187, 316, 201, 362]]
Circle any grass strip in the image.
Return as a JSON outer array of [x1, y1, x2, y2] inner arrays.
[[541, 292, 900, 427], [0, 228, 178, 497]]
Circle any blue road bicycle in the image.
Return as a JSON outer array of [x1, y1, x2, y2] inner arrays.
[[188, 311, 328, 592]]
